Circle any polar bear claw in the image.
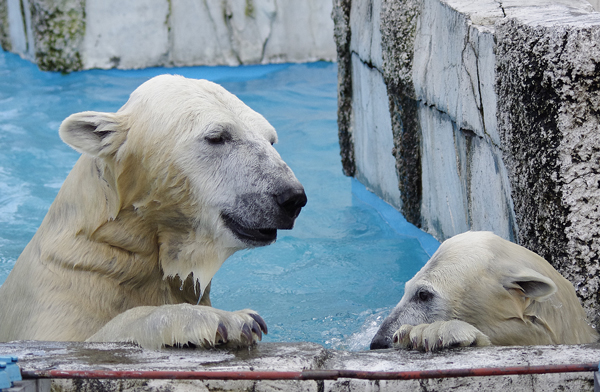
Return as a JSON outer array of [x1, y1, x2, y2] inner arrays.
[[393, 320, 491, 352], [87, 304, 268, 350]]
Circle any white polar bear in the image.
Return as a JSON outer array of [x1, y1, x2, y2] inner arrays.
[[0, 75, 307, 350], [370, 231, 598, 351]]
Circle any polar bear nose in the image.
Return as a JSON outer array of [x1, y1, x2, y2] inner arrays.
[[276, 186, 307, 219], [370, 334, 392, 350]]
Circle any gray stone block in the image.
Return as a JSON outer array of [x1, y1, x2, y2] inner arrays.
[[332, 0, 600, 320], [351, 54, 402, 209], [0, 0, 336, 71]]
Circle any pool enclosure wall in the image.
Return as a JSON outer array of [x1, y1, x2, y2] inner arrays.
[[0, 0, 336, 72], [333, 0, 600, 327]]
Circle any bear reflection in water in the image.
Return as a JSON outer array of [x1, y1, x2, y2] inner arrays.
[[371, 231, 598, 351], [0, 75, 306, 350]]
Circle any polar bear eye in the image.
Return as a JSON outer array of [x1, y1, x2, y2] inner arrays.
[[416, 288, 434, 302], [205, 130, 232, 145]]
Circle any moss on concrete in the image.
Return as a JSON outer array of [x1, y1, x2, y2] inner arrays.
[[332, 0, 423, 222], [380, 0, 419, 96], [165, 0, 172, 35], [245, 0, 255, 18], [0, 0, 11, 52], [30, 0, 85, 72], [331, 0, 355, 177], [381, 0, 422, 226]]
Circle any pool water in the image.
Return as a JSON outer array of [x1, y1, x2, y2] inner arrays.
[[0, 51, 439, 350]]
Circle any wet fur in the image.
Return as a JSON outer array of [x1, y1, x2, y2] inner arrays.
[[0, 75, 303, 349], [371, 231, 599, 351]]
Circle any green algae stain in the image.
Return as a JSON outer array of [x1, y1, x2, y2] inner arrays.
[[245, 0, 255, 18], [31, 0, 86, 73], [0, 0, 12, 52]]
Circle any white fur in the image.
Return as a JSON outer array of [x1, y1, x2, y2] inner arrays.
[[371, 231, 598, 351]]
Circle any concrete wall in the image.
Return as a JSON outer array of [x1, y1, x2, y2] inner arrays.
[[332, 0, 600, 326], [0, 0, 336, 72]]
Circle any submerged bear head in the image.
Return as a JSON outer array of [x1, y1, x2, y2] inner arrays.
[[370, 231, 598, 350], [58, 75, 306, 293]]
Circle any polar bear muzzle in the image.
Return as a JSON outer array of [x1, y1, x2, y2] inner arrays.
[[221, 185, 307, 246]]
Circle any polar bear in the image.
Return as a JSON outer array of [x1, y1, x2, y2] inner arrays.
[[0, 75, 307, 350], [370, 231, 598, 351]]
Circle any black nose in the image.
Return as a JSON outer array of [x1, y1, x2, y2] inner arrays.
[[276, 186, 307, 219], [370, 335, 392, 350]]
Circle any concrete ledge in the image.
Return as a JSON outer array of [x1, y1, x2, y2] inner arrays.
[[1, 341, 599, 391]]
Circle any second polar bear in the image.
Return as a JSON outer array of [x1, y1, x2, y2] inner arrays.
[[370, 231, 598, 351], [0, 75, 306, 349]]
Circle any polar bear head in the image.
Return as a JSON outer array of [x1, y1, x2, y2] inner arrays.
[[370, 231, 597, 349], [58, 75, 306, 293]]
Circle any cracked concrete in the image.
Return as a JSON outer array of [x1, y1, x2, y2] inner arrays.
[[335, 0, 516, 240], [1, 0, 336, 71], [414, 0, 518, 242]]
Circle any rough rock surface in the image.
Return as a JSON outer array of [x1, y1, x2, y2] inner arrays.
[[0, 0, 336, 71], [381, 0, 422, 224], [332, 0, 600, 323], [496, 11, 600, 327], [2, 341, 599, 391], [0, 1, 11, 52], [332, 0, 355, 177]]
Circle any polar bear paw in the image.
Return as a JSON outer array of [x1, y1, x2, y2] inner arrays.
[[86, 304, 267, 350], [392, 320, 491, 352]]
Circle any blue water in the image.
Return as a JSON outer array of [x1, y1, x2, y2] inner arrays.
[[0, 51, 439, 350]]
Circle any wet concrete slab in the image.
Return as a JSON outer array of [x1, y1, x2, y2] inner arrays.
[[1, 341, 599, 391]]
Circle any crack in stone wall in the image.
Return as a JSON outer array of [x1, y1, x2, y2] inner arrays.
[[496, 1, 506, 17]]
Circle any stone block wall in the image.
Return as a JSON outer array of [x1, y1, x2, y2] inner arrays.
[[333, 0, 600, 325], [0, 0, 336, 72]]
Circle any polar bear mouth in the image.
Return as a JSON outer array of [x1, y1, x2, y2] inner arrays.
[[222, 214, 277, 244]]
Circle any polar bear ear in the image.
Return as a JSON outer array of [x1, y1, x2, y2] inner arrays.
[[59, 111, 124, 158], [502, 267, 558, 301]]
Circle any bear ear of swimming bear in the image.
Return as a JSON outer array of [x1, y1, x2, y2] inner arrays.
[[502, 267, 558, 302], [59, 111, 125, 158]]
